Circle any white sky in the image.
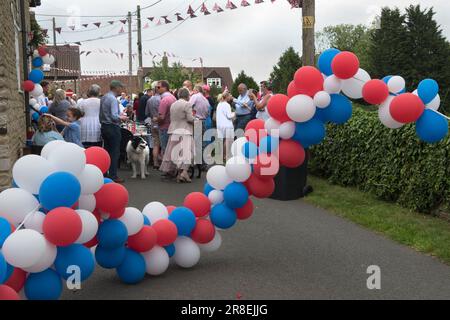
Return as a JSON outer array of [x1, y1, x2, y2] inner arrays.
[[34, 0, 450, 82]]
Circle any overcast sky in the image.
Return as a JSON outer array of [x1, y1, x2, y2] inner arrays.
[[34, 0, 450, 82]]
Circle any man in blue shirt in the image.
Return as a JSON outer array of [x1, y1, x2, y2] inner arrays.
[[100, 80, 128, 183], [233, 83, 252, 131]]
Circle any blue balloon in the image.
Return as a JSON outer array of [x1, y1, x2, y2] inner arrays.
[[203, 183, 214, 196], [418, 79, 439, 104], [39, 172, 81, 210], [24, 269, 62, 300], [104, 178, 113, 184], [416, 109, 448, 143], [314, 108, 328, 123], [317, 48, 341, 76], [382, 75, 393, 84], [0, 217, 12, 247], [39, 106, 49, 114], [122, 100, 129, 107], [164, 244, 175, 257], [242, 141, 259, 159], [54, 244, 95, 281], [32, 57, 43, 68], [143, 214, 151, 226], [3, 263, 14, 284], [323, 94, 353, 125], [32, 112, 39, 122], [293, 118, 326, 146], [169, 207, 196, 236], [95, 245, 126, 269], [116, 249, 146, 284], [210, 204, 237, 229], [28, 69, 44, 84], [223, 182, 249, 209], [98, 220, 128, 249], [11, 180, 18, 188], [0, 252, 6, 284], [259, 136, 279, 154], [383, 75, 405, 95]]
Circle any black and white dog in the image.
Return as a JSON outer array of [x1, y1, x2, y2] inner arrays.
[[126, 136, 150, 179]]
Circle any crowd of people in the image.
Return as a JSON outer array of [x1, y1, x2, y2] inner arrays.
[[30, 78, 274, 184]]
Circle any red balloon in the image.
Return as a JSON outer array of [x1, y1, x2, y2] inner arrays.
[[166, 206, 177, 214], [183, 192, 210, 217], [246, 174, 275, 199], [278, 140, 305, 168], [4, 268, 27, 293], [331, 51, 360, 80], [293, 66, 324, 97], [287, 81, 302, 98], [236, 199, 254, 220], [253, 153, 279, 180], [85, 147, 111, 174], [245, 119, 267, 145], [92, 209, 102, 224], [0, 285, 20, 300], [22, 80, 35, 92], [127, 226, 157, 252], [43, 207, 82, 246], [362, 79, 390, 105], [190, 218, 215, 244], [152, 219, 178, 246], [267, 94, 290, 123], [83, 236, 98, 248], [95, 183, 129, 216], [389, 93, 425, 123], [38, 46, 48, 57]]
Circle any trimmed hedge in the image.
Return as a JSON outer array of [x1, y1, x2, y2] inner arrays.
[[309, 107, 450, 213]]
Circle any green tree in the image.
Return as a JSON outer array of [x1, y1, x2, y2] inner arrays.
[[269, 47, 302, 94], [146, 61, 201, 89], [231, 71, 259, 97]]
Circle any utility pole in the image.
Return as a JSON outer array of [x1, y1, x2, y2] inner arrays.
[[137, 5, 144, 91], [301, 0, 315, 66], [127, 11, 133, 92], [52, 17, 58, 81]]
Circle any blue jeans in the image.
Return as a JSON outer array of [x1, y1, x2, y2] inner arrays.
[[101, 124, 121, 179], [236, 114, 252, 131], [159, 128, 169, 153]]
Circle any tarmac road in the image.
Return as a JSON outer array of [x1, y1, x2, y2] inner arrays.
[[62, 169, 450, 300]]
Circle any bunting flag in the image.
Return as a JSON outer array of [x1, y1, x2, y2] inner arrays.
[[119, 26, 125, 34], [204, 9, 211, 15], [42, 29, 48, 36], [120, 53, 124, 59], [187, 5, 195, 15], [156, 19, 161, 26], [226, 1, 238, 9], [162, 16, 172, 24], [287, 0, 302, 8], [55, 27, 62, 34], [80, 51, 85, 55], [86, 51, 92, 56], [175, 13, 184, 21], [75, 42, 82, 46], [190, 13, 197, 18], [241, 0, 250, 6], [68, 25, 75, 31], [213, 3, 219, 10], [120, 19, 127, 24], [143, 23, 149, 29], [94, 22, 101, 28], [255, 0, 264, 3], [147, 17, 154, 21], [82, 23, 89, 28], [108, 21, 115, 25], [201, 2, 208, 12]]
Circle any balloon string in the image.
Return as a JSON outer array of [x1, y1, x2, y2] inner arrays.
[[13, 204, 41, 234]]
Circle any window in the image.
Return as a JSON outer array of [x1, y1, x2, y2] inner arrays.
[[207, 78, 222, 88]]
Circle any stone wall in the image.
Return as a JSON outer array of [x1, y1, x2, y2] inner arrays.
[[0, 0, 29, 190]]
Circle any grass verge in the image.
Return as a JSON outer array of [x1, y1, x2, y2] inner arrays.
[[304, 175, 450, 264]]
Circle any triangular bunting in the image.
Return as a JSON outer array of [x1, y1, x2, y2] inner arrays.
[[162, 16, 171, 24], [147, 17, 154, 21], [190, 13, 197, 18], [119, 27, 125, 34], [201, 2, 208, 12], [226, 1, 237, 9], [241, 0, 250, 6], [75, 42, 82, 46], [120, 19, 127, 24], [94, 22, 101, 28], [204, 9, 211, 15], [175, 13, 184, 21], [255, 0, 264, 3], [108, 21, 115, 25], [55, 27, 62, 34], [187, 5, 195, 15], [156, 19, 161, 26], [82, 23, 89, 28], [143, 23, 149, 29], [86, 51, 92, 56], [68, 25, 75, 31]]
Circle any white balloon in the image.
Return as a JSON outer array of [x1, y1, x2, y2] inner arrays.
[[427, 94, 440, 111], [78, 194, 96, 212], [387, 76, 405, 94], [378, 96, 403, 129], [119, 207, 144, 236], [324, 75, 343, 94], [231, 137, 248, 157], [33, 49, 40, 58], [29, 98, 37, 106], [198, 230, 222, 252], [264, 117, 281, 135], [314, 91, 332, 109], [286, 94, 316, 123], [75, 209, 99, 244], [47, 142, 86, 176], [24, 211, 46, 233], [174, 237, 201, 268], [41, 140, 67, 159], [206, 165, 233, 190], [225, 156, 252, 183], [208, 190, 224, 205], [142, 246, 170, 276], [12, 155, 56, 195], [0, 188, 39, 225], [279, 121, 296, 139], [142, 202, 168, 224], [77, 164, 104, 195], [2, 229, 46, 268], [30, 84, 43, 98], [22, 239, 57, 273], [341, 68, 371, 99], [48, 55, 56, 65], [42, 54, 52, 65]]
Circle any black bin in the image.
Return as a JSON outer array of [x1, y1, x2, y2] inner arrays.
[[270, 155, 308, 201]]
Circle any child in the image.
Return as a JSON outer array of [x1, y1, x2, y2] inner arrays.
[[45, 108, 84, 147], [31, 116, 64, 147]]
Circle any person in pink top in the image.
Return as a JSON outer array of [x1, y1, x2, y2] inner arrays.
[[157, 80, 176, 154]]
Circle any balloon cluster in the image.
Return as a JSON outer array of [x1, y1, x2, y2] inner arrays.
[[22, 45, 56, 121]]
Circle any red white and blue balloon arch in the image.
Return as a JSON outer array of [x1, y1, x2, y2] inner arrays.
[[0, 46, 447, 300]]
